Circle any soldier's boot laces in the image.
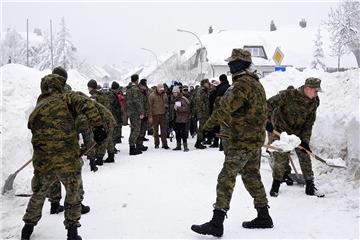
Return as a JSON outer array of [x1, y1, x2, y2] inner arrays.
[[305, 180, 325, 197], [183, 142, 189, 152], [270, 179, 281, 197], [173, 141, 182, 150], [21, 224, 34, 240], [242, 206, 274, 229], [89, 159, 98, 172], [50, 202, 64, 214], [95, 157, 103, 166], [81, 203, 90, 214], [191, 209, 226, 237], [67, 226, 82, 240], [104, 152, 115, 163]]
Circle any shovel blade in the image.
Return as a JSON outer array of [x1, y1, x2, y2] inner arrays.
[[2, 173, 17, 195]]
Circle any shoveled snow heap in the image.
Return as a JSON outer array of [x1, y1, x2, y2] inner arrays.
[[270, 132, 301, 152]]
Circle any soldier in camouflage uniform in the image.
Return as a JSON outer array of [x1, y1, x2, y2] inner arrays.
[[266, 78, 324, 197], [111, 81, 125, 145], [137, 79, 150, 152], [193, 79, 211, 149], [87, 79, 116, 164], [125, 74, 145, 155], [191, 49, 273, 238], [21, 73, 107, 240]]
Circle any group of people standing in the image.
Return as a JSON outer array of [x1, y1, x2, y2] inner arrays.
[[20, 47, 324, 240]]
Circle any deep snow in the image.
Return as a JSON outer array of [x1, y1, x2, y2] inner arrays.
[[1, 64, 359, 239]]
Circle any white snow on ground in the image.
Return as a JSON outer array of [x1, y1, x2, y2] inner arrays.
[[1, 64, 359, 239]]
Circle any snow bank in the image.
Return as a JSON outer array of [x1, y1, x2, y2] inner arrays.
[[261, 67, 360, 180]]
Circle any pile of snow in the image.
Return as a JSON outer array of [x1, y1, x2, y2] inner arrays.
[[270, 132, 301, 152]]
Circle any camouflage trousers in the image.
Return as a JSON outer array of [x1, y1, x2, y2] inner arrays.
[[113, 124, 122, 144], [95, 127, 115, 157], [214, 148, 268, 211], [23, 171, 82, 228], [137, 118, 148, 146], [272, 149, 314, 181], [76, 117, 95, 160], [197, 118, 208, 142], [47, 179, 85, 203], [129, 116, 141, 146]]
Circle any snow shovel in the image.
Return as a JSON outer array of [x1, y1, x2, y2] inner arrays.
[[273, 130, 346, 169], [287, 154, 305, 185], [2, 141, 97, 195]]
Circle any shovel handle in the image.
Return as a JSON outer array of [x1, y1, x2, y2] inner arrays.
[[14, 159, 33, 175], [288, 154, 299, 175]]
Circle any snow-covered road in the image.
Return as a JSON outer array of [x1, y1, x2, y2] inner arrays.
[[1, 129, 358, 239]]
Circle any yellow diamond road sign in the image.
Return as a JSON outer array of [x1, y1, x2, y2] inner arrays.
[[273, 47, 284, 66]]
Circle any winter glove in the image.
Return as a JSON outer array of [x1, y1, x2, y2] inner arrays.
[[300, 141, 312, 153], [93, 125, 107, 145], [265, 121, 273, 133]]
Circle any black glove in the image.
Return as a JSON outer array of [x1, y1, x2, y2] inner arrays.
[[265, 121, 273, 133], [300, 141, 312, 153], [93, 125, 107, 145]]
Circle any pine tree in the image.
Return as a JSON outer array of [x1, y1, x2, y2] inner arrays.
[[311, 28, 326, 70], [53, 17, 79, 69], [0, 28, 26, 66], [37, 32, 54, 70]]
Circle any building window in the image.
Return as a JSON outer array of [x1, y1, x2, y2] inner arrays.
[[243, 45, 267, 59]]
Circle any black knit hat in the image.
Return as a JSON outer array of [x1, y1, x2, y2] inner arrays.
[[52, 66, 68, 80], [131, 74, 139, 82], [111, 81, 120, 90], [219, 74, 227, 83], [139, 78, 147, 86], [87, 79, 97, 89]]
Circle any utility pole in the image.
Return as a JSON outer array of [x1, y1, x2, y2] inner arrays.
[[50, 19, 54, 69], [26, 18, 29, 66]]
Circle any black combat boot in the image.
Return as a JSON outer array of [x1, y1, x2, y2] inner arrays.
[[21, 224, 34, 240], [95, 156, 103, 166], [140, 145, 148, 151], [305, 180, 325, 197], [173, 141, 182, 150], [67, 226, 82, 240], [203, 138, 213, 145], [162, 145, 170, 149], [191, 209, 226, 237], [104, 152, 115, 163], [50, 202, 64, 214], [129, 145, 140, 155], [183, 141, 189, 152], [242, 206, 273, 229], [210, 137, 219, 148], [282, 171, 294, 186], [81, 203, 90, 214], [89, 159, 98, 172], [270, 179, 281, 197], [194, 141, 206, 149]]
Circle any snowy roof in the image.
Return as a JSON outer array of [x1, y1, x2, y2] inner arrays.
[[185, 26, 357, 68]]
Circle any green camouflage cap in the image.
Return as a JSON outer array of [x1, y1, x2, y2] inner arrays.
[[225, 48, 252, 63], [305, 77, 322, 92]]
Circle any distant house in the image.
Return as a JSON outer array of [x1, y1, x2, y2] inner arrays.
[[183, 26, 357, 78]]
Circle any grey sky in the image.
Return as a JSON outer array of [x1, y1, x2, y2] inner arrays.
[[2, 0, 338, 66]]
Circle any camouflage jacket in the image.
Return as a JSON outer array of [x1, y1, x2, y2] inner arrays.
[[141, 89, 150, 117], [204, 71, 267, 150], [267, 86, 319, 143], [95, 101, 117, 131], [125, 83, 144, 117], [102, 89, 122, 124], [89, 89, 111, 111], [28, 74, 103, 173], [194, 87, 210, 120]]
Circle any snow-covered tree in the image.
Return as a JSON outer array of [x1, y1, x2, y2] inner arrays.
[[37, 32, 54, 70], [0, 28, 26, 66], [327, 0, 360, 68], [311, 28, 326, 70], [53, 17, 79, 70]]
